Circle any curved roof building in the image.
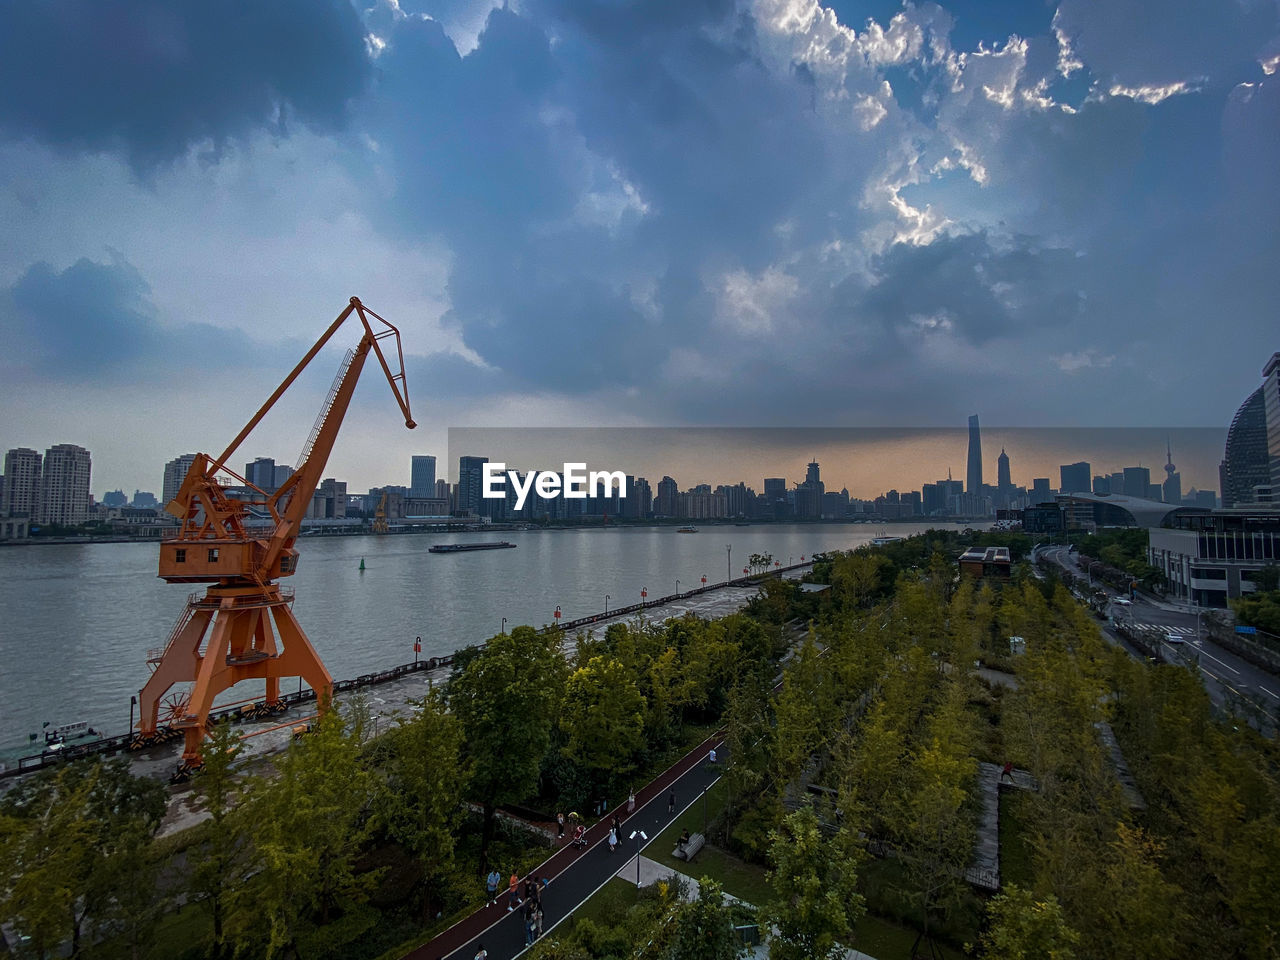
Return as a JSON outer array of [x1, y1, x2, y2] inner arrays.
[[1056, 492, 1209, 529], [1219, 386, 1269, 508]]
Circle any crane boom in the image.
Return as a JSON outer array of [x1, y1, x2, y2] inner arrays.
[[137, 297, 415, 776]]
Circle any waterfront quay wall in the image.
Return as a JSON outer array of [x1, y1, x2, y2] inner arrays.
[[0, 563, 812, 780]]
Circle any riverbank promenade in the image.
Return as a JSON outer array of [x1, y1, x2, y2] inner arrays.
[[404, 731, 726, 960]]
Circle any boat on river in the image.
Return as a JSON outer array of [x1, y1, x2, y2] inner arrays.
[[676, 526, 699, 533], [428, 541, 517, 553]]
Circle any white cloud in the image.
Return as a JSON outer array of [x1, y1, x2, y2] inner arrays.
[[713, 266, 799, 336], [1054, 349, 1116, 373], [1107, 78, 1204, 104]]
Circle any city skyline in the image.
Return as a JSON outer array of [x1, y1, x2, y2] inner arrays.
[[1, 1, 1278, 494]]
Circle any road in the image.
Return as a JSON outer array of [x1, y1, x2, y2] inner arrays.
[[1036, 545, 1278, 727]]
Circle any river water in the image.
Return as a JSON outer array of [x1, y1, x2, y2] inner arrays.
[[0, 522, 966, 752]]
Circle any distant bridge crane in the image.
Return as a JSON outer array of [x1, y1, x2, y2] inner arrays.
[[372, 491, 389, 534], [136, 297, 415, 772]]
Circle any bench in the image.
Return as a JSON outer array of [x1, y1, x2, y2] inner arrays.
[[673, 832, 706, 861]]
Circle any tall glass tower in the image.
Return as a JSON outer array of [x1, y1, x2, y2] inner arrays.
[[966, 415, 983, 495]]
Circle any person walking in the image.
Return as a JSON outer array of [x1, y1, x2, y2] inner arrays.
[[535, 902, 545, 940], [508, 870, 522, 911], [627, 790, 636, 815], [474, 944, 487, 960], [524, 901, 537, 946], [611, 812, 621, 840], [556, 811, 566, 839], [1000, 761, 1015, 784], [485, 868, 501, 907], [608, 826, 618, 852], [668, 789, 676, 814]]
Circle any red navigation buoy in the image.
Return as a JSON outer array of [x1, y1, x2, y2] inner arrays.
[[641, 587, 647, 600], [554, 605, 562, 623], [701, 575, 706, 584]]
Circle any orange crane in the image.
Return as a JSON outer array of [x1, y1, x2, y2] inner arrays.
[[372, 491, 389, 534], [135, 297, 415, 773]]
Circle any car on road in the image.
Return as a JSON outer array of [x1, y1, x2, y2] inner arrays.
[[1111, 598, 1132, 606], [1165, 633, 1185, 645]]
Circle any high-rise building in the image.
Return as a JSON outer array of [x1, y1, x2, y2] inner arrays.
[[457, 456, 488, 515], [435, 478, 450, 501], [1093, 475, 1111, 495], [273, 464, 295, 491], [410, 455, 437, 499], [997, 448, 1011, 493], [1059, 461, 1091, 495], [1263, 352, 1280, 490], [318, 478, 347, 518], [1162, 441, 1181, 505], [966, 415, 983, 494], [245, 457, 277, 493], [102, 490, 128, 507], [1122, 466, 1151, 499], [39, 444, 91, 525], [1219, 386, 1269, 507], [655, 476, 680, 517], [162, 453, 198, 507], [1031, 478, 1051, 502], [1110, 471, 1125, 496], [1, 448, 42, 517]]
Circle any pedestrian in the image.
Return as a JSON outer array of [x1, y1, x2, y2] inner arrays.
[[612, 812, 621, 839], [474, 944, 487, 960], [627, 790, 636, 814], [524, 901, 537, 946], [524, 875, 538, 905], [508, 870, 522, 911], [556, 811, 565, 839], [485, 868, 501, 907], [536, 903, 545, 939], [1000, 761, 1015, 784], [709, 747, 717, 764], [668, 788, 676, 814], [608, 826, 618, 852]]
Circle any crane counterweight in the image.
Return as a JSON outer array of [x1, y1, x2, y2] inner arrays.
[[134, 298, 415, 774]]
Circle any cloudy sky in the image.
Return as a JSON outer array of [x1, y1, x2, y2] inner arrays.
[[1, 0, 1276, 497]]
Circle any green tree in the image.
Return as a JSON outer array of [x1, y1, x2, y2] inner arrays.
[[229, 703, 381, 959], [189, 720, 246, 957], [372, 690, 467, 922], [673, 878, 743, 960], [560, 655, 646, 777], [449, 625, 565, 867], [765, 807, 865, 960], [978, 885, 1078, 960]]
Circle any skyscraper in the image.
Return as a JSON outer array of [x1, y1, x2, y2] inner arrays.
[[997, 448, 1011, 493], [410, 455, 437, 499], [39, 444, 91, 525], [655, 476, 680, 517], [457, 456, 488, 516], [245, 457, 277, 493], [162, 453, 198, 507], [1264, 352, 1280, 489], [1163, 441, 1181, 505], [1219, 386, 1269, 507], [966, 415, 982, 494], [1, 447, 42, 518], [1122, 466, 1151, 499], [1059, 461, 1091, 495]]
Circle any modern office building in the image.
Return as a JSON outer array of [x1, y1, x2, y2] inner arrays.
[[1219, 385, 1270, 507], [245, 457, 277, 493], [39, 444, 92, 525], [1263, 353, 1280, 490], [1, 447, 42, 518], [1149, 509, 1280, 607], [273, 464, 295, 491], [997, 448, 1011, 495], [162, 453, 199, 507], [410, 455, 437, 499], [1093, 475, 1111, 495], [966, 415, 983, 494], [1059, 461, 1091, 495], [1031, 478, 1051, 502], [457, 456, 488, 516], [1122, 466, 1151, 499], [318, 478, 347, 519]]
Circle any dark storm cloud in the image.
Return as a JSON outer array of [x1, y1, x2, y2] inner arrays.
[[0, 0, 370, 171], [0, 256, 288, 379]]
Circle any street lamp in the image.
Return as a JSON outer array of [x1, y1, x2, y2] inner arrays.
[[605, 595, 610, 615], [675, 579, 681, 595], [500, 618, 507, 635], [726, 544, 732, 581], [629, 830, 648, 888], [414, 636, 421, 664]]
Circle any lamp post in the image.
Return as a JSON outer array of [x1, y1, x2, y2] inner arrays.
[[726, 544, 732, 581], [702, 784, 708, 834], [500, 618, 507, 635], [553, 605, 561, 627], [675, 579, 681, 596], [641, 586, 648, 603], [414, 636, 421, 664], [129, 694, 137, 735], [605, 595, 610, 615], [630, 830, 648, 888]]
